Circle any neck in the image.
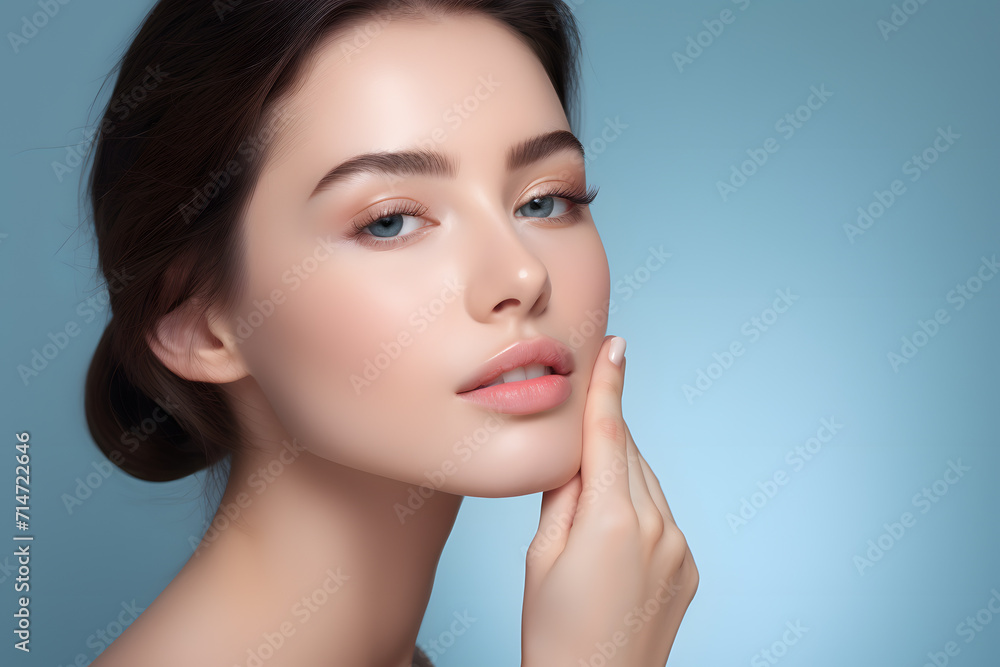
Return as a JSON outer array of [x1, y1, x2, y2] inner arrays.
[[194, 436, 463, 666]]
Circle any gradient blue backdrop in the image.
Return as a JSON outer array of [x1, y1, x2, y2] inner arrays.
[[2, 0, 998, 665]]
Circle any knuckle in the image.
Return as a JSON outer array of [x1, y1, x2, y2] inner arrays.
[[526, 533, 546, 552], [639, 512, 665, 543], [663, 523, 687, 550], [677, 551, 699, 602], [658, 524, 689, 570], [595, 501, 639, 538], [591, 415, 625, 442], [524, 541, 548, 565], [688, 560, 700, 597]]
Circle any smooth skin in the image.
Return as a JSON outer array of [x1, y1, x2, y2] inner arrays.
[[93, 10, 695, 667]]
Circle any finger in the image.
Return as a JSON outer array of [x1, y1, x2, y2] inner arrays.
[[628, 425, 675, 525], [526, 472, 581, 578], [652, 552, 697, 661], [624, 418, 661, 535], [576, 336, 632, 523]]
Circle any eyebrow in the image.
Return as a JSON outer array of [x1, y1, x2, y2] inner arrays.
[[308, 129, 585, 197]]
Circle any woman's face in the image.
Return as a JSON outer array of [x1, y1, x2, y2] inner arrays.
[[229, 12, 610, 497]]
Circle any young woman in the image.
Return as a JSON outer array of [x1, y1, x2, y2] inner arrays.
[[83, 1, 698, 664]]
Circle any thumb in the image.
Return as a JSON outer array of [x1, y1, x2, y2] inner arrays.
[[525, 472, 581, 581]]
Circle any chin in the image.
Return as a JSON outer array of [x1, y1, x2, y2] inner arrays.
[[443, 421, 584, 498]]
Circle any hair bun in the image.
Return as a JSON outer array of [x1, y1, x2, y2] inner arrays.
[[85, 320, 224, 482]]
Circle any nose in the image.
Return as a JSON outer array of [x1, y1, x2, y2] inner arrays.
[[461, 206, 551, 324]]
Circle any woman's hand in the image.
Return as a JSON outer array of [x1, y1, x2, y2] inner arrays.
[[521, 335, 698, 667]]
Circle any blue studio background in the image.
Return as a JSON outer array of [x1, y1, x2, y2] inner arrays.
[[2, 0, 998, 665]]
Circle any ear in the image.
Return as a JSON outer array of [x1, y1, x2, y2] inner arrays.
[[147, 298, 249, 384]]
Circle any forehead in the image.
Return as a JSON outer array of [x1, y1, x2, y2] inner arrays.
[[262, 12, 569, 176]]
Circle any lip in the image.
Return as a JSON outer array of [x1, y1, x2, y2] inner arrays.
[[456, 335, 575, 395], [455, 335, 575, 415]]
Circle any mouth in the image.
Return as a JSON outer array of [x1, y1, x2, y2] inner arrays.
[[456, 337, 575, 415], [469, 364, 557, 390]]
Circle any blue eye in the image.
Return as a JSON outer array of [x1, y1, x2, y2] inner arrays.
[[515, 184, 600, 220], [364, 214, 406, 237], [347, 184, 599, 250], [349, 202, 430, 248], [516, 195, 570, 218]]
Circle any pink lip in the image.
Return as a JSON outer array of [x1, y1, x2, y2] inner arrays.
[[456, 336, 575, 415]]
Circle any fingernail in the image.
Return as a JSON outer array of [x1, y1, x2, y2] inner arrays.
[[608, 336, 626, 367]]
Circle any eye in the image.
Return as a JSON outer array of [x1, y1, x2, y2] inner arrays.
[[345, 183, 599, 250], [361, 213, 423, 238], [516, 195, 572, 219], [515, 183, 600, 221], [349, 201, 431, 249]]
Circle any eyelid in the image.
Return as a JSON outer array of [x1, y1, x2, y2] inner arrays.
[[517, 181, 600, 214], [347, 199, 432, 250], [350, 198, 427, 230], [346, 180, 599, 249]]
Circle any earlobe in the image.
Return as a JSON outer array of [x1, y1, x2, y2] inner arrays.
[[146, 299, 249, 384]]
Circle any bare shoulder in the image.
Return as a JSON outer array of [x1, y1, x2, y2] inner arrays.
[[89, 543, 262, 667], [87, 565, 211, 666]]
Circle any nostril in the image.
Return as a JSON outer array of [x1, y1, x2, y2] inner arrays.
[[492, 298, 520, 313]]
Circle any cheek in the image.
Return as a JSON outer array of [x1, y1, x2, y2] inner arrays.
[[235, 262, 462, 476], [548, 225, 612, 351], [239, 266, 367, 394]]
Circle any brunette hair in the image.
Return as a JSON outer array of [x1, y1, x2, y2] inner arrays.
[[84, 0, 584, 483]]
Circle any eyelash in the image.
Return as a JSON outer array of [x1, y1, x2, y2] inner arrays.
[[348, 183, 601, 249]]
